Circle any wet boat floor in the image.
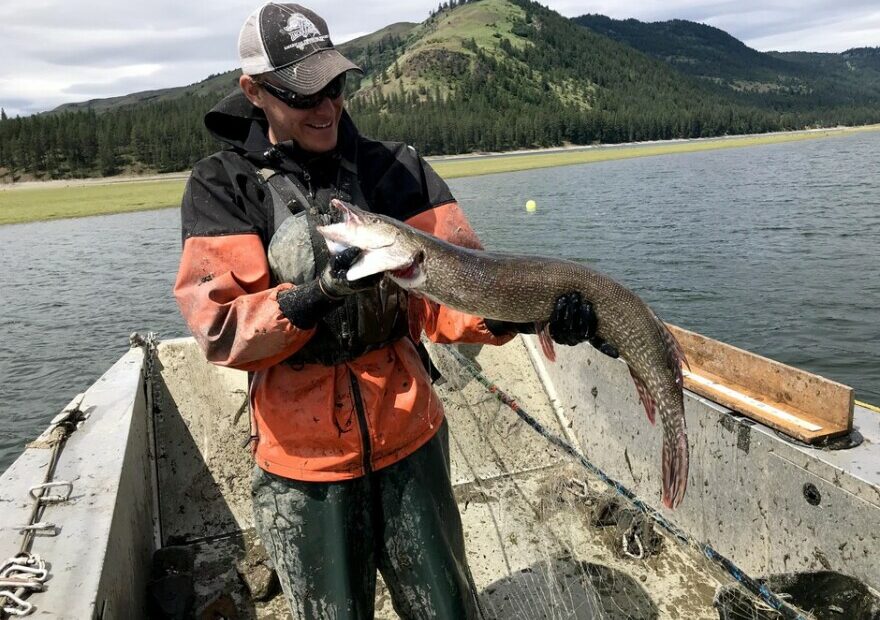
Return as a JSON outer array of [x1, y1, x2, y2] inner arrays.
[[186, 461, 724, 619], [157, 340, 730, 620], [178, 340, 729, 619]]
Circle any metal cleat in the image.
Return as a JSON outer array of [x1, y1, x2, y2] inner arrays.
[[28, 481, 73, 504], [15, 522, 58, 536]]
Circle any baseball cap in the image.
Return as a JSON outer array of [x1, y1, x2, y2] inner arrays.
[[238, 2, 362, 95]]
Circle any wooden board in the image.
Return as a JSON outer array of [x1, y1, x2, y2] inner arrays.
[[666, 325, 854, 443]]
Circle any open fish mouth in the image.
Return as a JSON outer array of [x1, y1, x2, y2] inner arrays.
[[319, 199, 425, 283], [388, 250, 425, 283]]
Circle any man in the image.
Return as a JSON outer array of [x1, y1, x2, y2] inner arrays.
[[174, 3, 613, 618]]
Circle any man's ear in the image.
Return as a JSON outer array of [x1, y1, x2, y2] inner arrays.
[[239, 74, 264, 108]]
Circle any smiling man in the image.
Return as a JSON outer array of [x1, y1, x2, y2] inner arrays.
[[173, 2, 603, 618]]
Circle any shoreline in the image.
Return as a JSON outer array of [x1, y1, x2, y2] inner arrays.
[[430, 123, 880, 178], [2, 124, 879, 224]]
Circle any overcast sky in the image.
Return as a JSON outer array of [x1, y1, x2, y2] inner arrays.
[[1, 1, 878, 118]]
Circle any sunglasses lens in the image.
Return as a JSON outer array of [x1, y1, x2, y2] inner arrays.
[[323, 74, 346, 99], [261, 74, 346, 109]]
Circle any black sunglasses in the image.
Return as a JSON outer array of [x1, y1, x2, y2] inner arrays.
[[257, 73, 346, 110]]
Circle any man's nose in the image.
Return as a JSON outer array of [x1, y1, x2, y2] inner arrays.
[[313, 96, 337, 115]]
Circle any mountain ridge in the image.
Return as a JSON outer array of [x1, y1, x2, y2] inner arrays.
[[3, 0, 879, 181]]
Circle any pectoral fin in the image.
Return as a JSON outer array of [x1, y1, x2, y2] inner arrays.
[[408, 297, 440, 342], [537, 322, 556, 362], [628, 367, 656, 425]]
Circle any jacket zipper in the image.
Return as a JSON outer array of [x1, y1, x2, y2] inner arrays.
[[348, 369, 372, 474]]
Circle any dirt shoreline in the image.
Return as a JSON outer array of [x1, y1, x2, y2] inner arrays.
[[3, 124, 878, 192]]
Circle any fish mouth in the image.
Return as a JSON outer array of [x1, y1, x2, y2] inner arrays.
[[388, 250, 425, 285]]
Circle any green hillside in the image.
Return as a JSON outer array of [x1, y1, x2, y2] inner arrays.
[[3, 0, 880, 182], [573, 14, 880, 110], [349, 0, 805, 152]]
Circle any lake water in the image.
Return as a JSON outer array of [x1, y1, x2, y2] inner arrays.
[[1, 131, 878, 471]]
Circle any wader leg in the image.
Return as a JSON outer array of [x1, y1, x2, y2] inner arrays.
[[374, 422, 484, 620], [251, 466, 377, 620]]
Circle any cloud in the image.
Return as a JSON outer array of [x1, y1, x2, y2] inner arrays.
[[1, 0, 878, 117], [553, 0, 880, 51]]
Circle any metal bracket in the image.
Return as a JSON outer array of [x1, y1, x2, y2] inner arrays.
[[28, 481, 73, 504], [15, 523, 58, 536]]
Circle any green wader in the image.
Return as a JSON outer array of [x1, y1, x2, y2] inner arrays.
[[251, 421, 484, 620]]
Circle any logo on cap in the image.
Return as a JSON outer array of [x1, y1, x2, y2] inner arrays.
[[282, 13, 328, 51]]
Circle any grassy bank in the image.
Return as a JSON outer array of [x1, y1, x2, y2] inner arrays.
[[0, 178, 186, 225], [2, 124, 878, 225], [431, 124, 880, 179]]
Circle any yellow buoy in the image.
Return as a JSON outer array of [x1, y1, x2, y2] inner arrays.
[[525, 199, 537, 213]]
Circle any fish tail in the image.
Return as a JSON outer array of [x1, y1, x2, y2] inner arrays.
[[661, 431, 690, 509]]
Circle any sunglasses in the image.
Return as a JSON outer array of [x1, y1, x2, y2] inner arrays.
[[257, 73, 346, 110]]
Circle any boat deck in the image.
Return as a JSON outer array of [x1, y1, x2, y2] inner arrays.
[[3, 333, 877, 617], [153, 337, 724, 619]]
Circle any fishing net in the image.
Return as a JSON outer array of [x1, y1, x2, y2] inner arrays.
[[417, 338, 822, 620]]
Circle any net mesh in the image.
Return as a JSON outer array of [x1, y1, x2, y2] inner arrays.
[[420, 339, 815, 620]]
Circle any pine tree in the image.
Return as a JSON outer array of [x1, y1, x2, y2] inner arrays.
[[0, 108, 6, 122]]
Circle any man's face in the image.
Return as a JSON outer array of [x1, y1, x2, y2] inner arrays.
[[241, 75, 344, 153]]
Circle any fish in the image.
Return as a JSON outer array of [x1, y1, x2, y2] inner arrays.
[[317, 199, 690, 509]]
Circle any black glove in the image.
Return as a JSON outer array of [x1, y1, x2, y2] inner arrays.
[[277, 248, 379, 330], [318, 247, 381, 299], [484, 292, 619, 358]]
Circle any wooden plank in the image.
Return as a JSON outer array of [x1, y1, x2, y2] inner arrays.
[[666, 325, 854, 443]]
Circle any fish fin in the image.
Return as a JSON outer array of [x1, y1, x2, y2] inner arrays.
[[408, 297, 439, 342], [662, 432, 690, 509], [537, 323, 556, 362], [408, 299, 425, 342], [659, 321, 690, 386], [425, 300, 439, 336], [628, 367, 656, 425]]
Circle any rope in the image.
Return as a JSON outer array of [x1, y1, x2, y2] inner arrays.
[[1, 397, 81, 617], [444, 345, 811, 620]]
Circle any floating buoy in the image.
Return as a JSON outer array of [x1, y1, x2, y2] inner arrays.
[[525, 199, 537, 213]]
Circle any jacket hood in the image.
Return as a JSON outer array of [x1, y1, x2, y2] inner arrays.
[[204, 89, 358, 166]]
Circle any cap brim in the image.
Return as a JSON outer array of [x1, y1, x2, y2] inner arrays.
[[272, 49, 362, 95]]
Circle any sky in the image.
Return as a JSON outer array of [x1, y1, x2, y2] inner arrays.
[[1, 0, 878, 118]]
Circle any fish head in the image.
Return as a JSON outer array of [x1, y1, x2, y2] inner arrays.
[[317, 199, 426, 284]]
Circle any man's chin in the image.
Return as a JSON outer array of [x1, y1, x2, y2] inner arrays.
[[301, 132, 338, 153]]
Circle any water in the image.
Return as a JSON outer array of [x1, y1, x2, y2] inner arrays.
[[1, 131, 878, 471]]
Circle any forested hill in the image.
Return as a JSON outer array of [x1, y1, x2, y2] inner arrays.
[[2, 0, 880, 182], [573, 15, 880, 109]]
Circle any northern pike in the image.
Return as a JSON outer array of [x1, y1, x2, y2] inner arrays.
[[317, 199, 690, 509]]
